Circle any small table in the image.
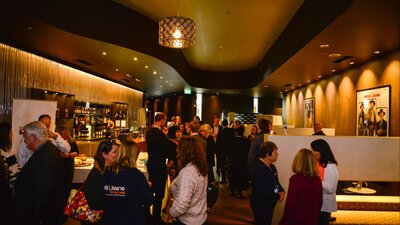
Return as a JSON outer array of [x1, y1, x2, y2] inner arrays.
[[346, 187, 377, 194]]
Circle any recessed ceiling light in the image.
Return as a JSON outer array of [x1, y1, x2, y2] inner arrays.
[[320, 44, 330, 48], [102, 52, 107, 55], [349, 61, 355, 65], [318, 75, 322, 78], [298, 84, 302, 86], [285, 89, 288, 91], [115, 68, 119, 71], [331, 69, 336, 72], [135, 78, 141, 82], [44, 90, 48, 93], [170, 84, 173, 86], [307, 80, 311, 83], [160, 76, 163, 79], [145, 65, 148, 69], [328, 53, 341, 58], [264, 85, 269, 88], [160, 85, 163, 88], [126, 74, 132, 77], [133, 57, 138, 61], [166, 80, 169, 83], [153, 71, 157, 75], [373, 50, 381, 54]]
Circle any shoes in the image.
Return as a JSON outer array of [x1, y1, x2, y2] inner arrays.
[[236, 193, 246, 199], [330, 216, 336, 222]]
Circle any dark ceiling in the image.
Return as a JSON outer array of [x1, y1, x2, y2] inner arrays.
[[0, 0, 398, 98]]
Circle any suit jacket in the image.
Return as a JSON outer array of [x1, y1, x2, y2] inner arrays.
[[14, 141, 65, 225], [145, 127, 172, 176], [215, 127, 235, 157]]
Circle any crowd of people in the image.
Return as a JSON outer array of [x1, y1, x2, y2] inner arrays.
[[0, 112, 339, 225]]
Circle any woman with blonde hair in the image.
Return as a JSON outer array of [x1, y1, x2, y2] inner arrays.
[[167, 136, 208, 225], [199, 123, 216, 183], [279, 149, 322, 225], [101, 140, 154, 225]]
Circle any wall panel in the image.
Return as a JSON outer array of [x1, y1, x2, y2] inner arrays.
[[284, 51, 399, 136]]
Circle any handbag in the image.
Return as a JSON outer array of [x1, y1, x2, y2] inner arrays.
[[207, 182, 218, 208], [64, 188, 104, 223]]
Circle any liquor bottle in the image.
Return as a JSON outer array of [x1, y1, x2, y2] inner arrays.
[[115, 112, 121, 128], [120, 111, 126, 128]]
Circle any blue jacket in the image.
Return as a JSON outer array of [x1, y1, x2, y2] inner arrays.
[[101, 167, 154, 225]]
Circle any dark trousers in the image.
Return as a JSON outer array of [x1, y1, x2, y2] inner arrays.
[[216, 154, 227, 182], [173, 218, 207, 225], [149, 171, 167, 223], [250, 199, 275, 225], [318, 211, 331, 225]]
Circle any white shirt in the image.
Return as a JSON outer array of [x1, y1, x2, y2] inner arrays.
[[321, 163, 339, 212]]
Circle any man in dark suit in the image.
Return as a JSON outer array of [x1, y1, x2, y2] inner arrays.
[[313, 122, 326, 136], [216, 119, 235, 184], [14, 121, 65, 225], [146, 112, 173, 224]]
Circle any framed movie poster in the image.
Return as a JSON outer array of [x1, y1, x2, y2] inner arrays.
[[304, 97, 315, 128], [356, 85, 390, 136]]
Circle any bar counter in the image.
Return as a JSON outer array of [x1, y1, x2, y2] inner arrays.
[[76, 137, 147, 157]]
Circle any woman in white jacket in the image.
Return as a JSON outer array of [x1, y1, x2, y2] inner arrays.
[[167, 136, 208, 225], [311, 139, 339, 225]]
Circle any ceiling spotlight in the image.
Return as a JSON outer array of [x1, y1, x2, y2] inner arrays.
[[373, 50, 381, 54], [115, 68, 119, 71], [126, 74, 132, 77], [153, 71, 157, 75], [133, 57, 138, 61], [319, 44, 330, 48], [160, 76, 163, 79], [160, 85, 163, 88], [328, 53, 341, 58], [135, 78, 141, 82], [318, 75, 322, 78], [145, 65, 148, 69], [264, 85, 269, 88], [307, 80, 311, 83], [349, 61, 355, 65], [331, 69, 336, 72], [298, 84, 302, 86], [166, 80, 169, 83], [102, 52, 107, 55]]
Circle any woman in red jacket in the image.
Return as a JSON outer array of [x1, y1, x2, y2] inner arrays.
[[279, 149, 322, 225]]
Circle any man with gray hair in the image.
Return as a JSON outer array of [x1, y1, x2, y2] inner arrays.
[[14, 121, 65, 225], [17, 114, 71, 167]]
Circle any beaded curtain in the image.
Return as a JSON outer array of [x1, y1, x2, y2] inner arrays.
[[0, 43, 144, 126]]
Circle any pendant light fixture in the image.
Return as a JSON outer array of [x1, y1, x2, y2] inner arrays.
[[158, 0, 195, 48]]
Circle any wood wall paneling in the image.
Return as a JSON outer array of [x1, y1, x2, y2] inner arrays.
[[284, 51, 399, 136]]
